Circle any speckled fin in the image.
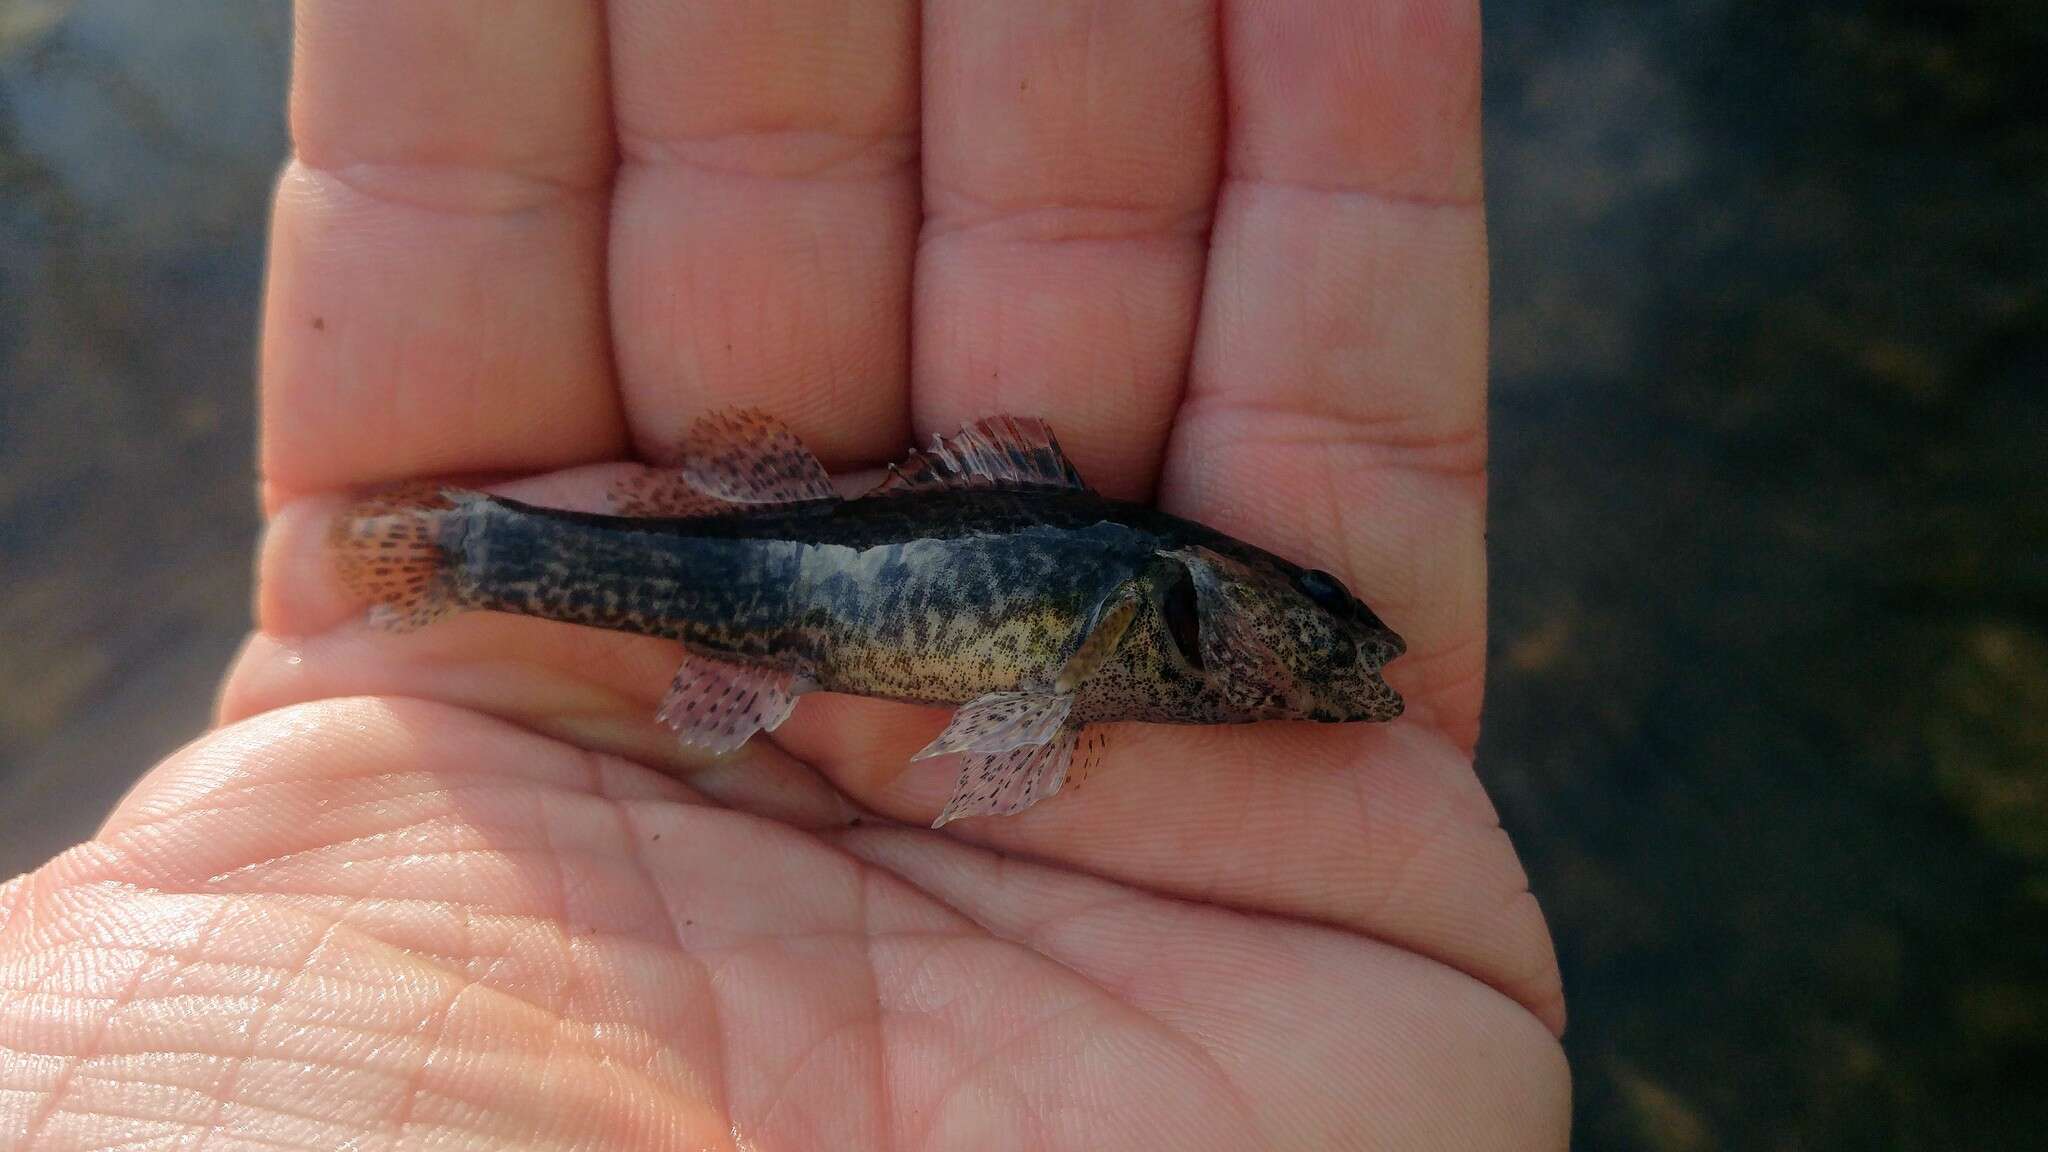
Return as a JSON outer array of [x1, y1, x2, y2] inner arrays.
[[912, 690, 1074, 761], [932, 725, 1079, 827], [656, 654, 802, 755], [872, 415, 1090, 496], [330, 484, 482, 632], [612, 408, 838, 516]]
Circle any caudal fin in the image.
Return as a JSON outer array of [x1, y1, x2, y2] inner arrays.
[[328, 485, 478, 632]]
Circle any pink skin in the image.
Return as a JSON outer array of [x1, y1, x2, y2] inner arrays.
[[1, 3, 1567, 1149]]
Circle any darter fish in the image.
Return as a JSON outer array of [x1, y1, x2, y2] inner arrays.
[[330, 411, 1405, 825]]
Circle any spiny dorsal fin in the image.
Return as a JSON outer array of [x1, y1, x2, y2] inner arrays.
[[871, 415, 1090, 497], [611, 408, 838, 516]]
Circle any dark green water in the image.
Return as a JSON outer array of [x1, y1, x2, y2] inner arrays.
[[2, 2, 2041, 1147]]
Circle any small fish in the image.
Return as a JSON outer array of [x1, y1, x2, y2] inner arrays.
[[330, 411, 1405, 825]]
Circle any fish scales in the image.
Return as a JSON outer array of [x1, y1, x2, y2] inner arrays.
[[453, 490, 1186, 707]]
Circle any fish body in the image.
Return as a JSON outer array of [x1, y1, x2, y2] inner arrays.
[[332, 412, 1405, 824]]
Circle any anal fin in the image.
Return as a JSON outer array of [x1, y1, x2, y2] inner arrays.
[[933, 725, 1080, 828], [657, 653, 803, 754]]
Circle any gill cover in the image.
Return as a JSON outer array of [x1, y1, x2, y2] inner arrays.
[[1157, 545, 1288, 711]]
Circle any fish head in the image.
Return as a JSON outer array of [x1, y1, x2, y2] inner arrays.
[[1157, 545, 1406, 723]]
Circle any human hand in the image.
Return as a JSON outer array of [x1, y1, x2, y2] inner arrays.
[[2, 2, 1566, 1148]]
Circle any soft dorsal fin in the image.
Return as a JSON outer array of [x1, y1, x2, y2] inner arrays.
[[611, 408, 838, 516], [871, 415, 1091, 497]]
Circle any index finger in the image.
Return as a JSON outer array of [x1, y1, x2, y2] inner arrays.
[[1166, 0, 1490, 745], [261, 1, 624, 504]]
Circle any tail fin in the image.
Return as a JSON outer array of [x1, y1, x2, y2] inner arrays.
[[328, 485, 479, 632]]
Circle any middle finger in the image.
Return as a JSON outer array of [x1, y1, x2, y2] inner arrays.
[[607, 0, 920, 468], [912, 0, 1221, 498]]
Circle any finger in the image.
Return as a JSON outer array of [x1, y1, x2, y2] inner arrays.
[[913, 0, 1220, 498], [605, 0, 918, 469], [777, 696, 1565, 1033], [1166, 0, 1490, 743], [263, 1, 623, 502]]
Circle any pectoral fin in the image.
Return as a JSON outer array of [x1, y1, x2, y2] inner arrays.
[[917, 587, 1139, 824], [913, 690, 1074, 761], [1054, 585, 1139, 693], [932, 725, 1080, 827]]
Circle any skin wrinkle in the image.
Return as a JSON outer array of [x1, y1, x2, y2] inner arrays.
[[747, 1008, 875, 1142], [186, 898, 356, 1152], [1176, 391, 1489, 478], [378, 901, 468, 1149], [859, 727, 1523, 996], [1016, 902, 1270, 1143], [854, 845, 889, 1152], [917, 993, 1100, 1147], [289, 155, 614, 218], [1219, 171, 1485, 213], [833, 845, 1254, 1145], [1346, 764, 1461, 934], [525, 786, 571, 941], [523, 811, 591, 1136], [179, 774, 488, 828], [882, 791, 1554, 1036], [201, 691, 703, 812], [194, 821, 491, 890], [919, 193, 1212, 243], [876, 853, 1265, 1146], [38, 1100, 188, 1138], [14, 898, 230, 1150], [1386, 632, 1488, 746], [621, 807, 737, 1146], [611, 803, 740, 1138], [57, 857, 719, 1142], [604, 5, 918, 474], [617, 131, 919, 182]]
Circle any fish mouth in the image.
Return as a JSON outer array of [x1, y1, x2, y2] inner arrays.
[[1360, 628, 1406, 666]]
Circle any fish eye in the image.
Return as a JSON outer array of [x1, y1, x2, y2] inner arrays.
[[1297, 568, 1349, 610]]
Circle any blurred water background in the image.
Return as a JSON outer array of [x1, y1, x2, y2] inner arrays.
[[2, 2, 2042, 1147]]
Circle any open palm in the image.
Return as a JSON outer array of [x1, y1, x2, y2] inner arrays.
[[2, 2, 1566, 1148]]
